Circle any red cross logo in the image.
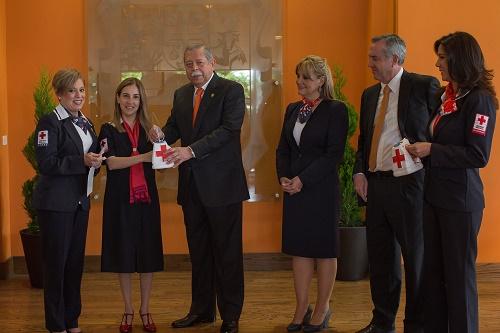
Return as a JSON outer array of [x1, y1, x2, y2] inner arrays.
[[39, 131, 46, 140], [478, 115, 487, 125], [155, 144, 168, 161], [392, 149, 405, 168]]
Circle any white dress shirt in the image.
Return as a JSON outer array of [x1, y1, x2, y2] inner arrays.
[[373, 67, 404, 171]]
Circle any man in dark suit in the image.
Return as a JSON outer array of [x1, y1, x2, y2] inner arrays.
[[151, 44, 249, 333], [353, 34, 440, 333]]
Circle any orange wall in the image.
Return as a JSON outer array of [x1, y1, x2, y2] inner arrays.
[[4, 0, 500, 262], [6, 0, 87, 256], [0, 0, 10, 263], [398, 0, 500, 262], [5, 0, 372, 257], [366, 0, 395, 85], [283, 0, 368, 110]]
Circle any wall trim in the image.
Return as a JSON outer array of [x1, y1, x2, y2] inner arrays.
[[10, 255, 500, 277], [0, 257, 13, 279], [13, 253, 292, 274]]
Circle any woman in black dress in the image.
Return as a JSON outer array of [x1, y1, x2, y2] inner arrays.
[[407, 32, 497, 333], [99, 78, 163, 333], [276, 55, 348, 332]]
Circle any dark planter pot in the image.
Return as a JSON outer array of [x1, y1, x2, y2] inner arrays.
[[337, 226, 368, 281], [19, 228, 43, 288]]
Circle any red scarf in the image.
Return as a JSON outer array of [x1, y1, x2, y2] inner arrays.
[[298, 97, 321, 123], [433, 84, 458, 130], [122, 120, 151, 204]]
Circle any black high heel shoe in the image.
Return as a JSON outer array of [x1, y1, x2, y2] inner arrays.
[[286, 305, 313, 332], [302, 309, 331, 332]]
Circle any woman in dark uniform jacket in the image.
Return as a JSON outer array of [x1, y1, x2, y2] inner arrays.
[[33, 69, 103, 333], [98, 78, 163, 333], [276, 55, 348, 332], [407, 32, 497, 333]]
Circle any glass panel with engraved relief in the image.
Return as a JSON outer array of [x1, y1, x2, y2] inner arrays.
[[87, 0, 282, 202]]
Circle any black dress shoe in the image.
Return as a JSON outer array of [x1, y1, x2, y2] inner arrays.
[[302, 309, 331, 332], [171, 313, 215, 328], [286, 304, 313, 331], [356, 323, 395, 333], [220, 320, 238, 333]]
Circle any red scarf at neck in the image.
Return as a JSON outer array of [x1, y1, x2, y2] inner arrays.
[[433, 84, 458, 130], [122, 119, 151, 204], [298, 97, 322, 123]]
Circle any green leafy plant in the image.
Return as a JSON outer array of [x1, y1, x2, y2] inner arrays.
[[22, 70, 56, 233], [333, 66, 363, 227]]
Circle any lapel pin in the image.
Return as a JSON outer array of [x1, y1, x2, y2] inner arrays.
[[210, 93, 215, 98]]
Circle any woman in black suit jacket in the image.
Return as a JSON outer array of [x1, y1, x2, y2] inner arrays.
[[407, 32, 497, 333], [276, 55, 348, 332], [33, 69, 103, 333]]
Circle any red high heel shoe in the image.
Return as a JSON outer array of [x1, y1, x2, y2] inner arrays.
[[119, 313, 134, 333], [140, 313, 157, 332]]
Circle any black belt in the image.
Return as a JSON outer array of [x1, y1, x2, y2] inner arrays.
[[368, 170, 394, 178]]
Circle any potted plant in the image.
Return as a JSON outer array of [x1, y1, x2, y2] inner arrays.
[[19, 70, 56, 288], [333, 66, 368, 281]]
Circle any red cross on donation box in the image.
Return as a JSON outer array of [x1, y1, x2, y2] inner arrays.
[[155, 144, 168, 161], [392, 148, 405, 168], [152, 141, 174, 169]]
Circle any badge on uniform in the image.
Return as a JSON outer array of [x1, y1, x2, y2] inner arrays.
[[391, 138, 423, 177], [152, 141, 174, 169], [37, 130, 48, 146], [472, 113, 489, 136]]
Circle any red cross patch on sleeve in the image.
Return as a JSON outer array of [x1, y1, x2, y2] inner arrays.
[[37, 130, 48, 146], [472, 113, 489, 136]]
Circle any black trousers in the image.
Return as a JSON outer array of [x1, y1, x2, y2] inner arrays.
[[423, 202, 482, 333], [366, 171, 424, 332], [182, 173, 244, 322], [38, 208, 89, 332]]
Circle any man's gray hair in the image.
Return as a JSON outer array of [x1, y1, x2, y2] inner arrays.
[[372, 34, 407, 65], [184, 44, 214, 62]]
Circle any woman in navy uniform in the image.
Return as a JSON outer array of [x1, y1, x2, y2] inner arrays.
[[276, 55, 348, 332], [407, 32, 497, 333], [98, 78, 163, 333], [33, 69, 103, 333]]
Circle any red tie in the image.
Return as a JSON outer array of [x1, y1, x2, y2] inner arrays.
[[193, 88, 204, 126]]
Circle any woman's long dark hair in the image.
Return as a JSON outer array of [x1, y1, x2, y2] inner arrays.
[[434, 31, 498, 108]]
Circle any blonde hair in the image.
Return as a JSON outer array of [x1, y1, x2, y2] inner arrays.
[[52, 68, 84, 96], [113, 77, 152, 133], [295, 55, 335, 100]]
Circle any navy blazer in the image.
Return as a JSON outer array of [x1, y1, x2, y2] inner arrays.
[[276, 99, 348, 188], [425, 87, 497, 212], [33, 105, 99, 212], [354, 70, 441, 175], [163, 73, 249, 207]]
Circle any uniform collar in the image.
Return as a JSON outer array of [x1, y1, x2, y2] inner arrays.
[[53, 104, 88, 121]]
